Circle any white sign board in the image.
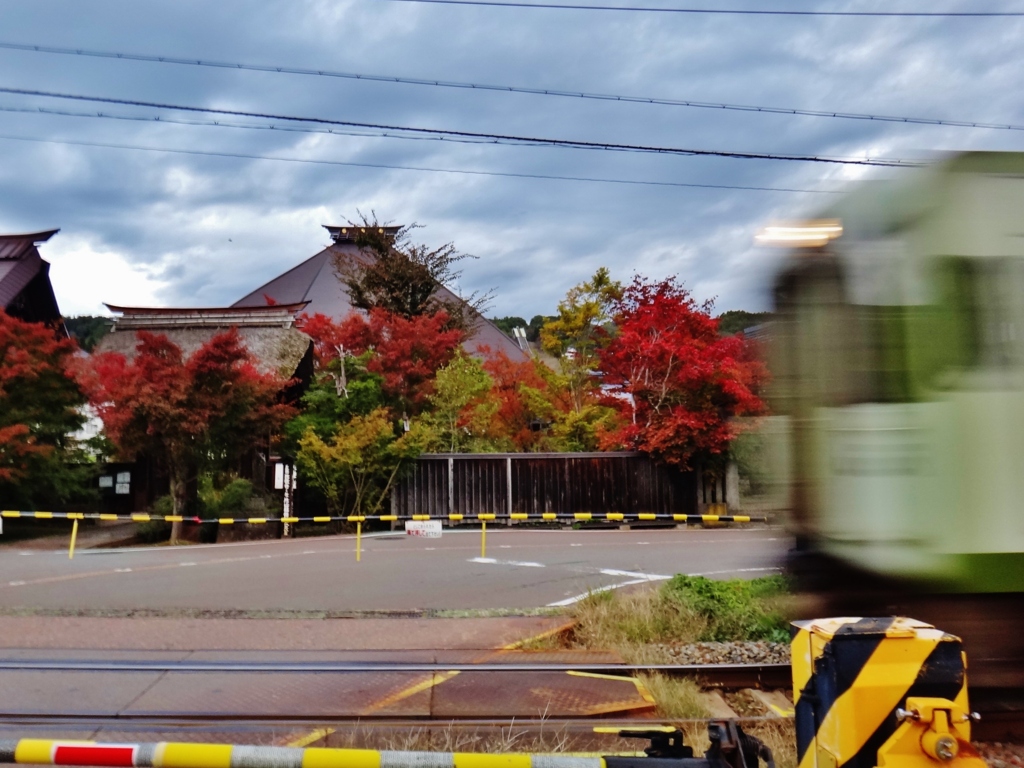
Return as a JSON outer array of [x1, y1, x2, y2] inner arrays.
[[405, 520, 442, 538]]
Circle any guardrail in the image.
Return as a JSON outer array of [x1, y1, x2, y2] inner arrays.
[[1, 510, 765, 561]]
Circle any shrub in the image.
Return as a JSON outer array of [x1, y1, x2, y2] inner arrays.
[[661, 574, 790, 642], [136, 495, 172, 543]]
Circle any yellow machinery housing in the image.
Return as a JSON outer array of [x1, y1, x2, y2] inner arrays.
[[791, 617, 985, 768]]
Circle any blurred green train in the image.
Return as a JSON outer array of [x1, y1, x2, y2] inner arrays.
[[768, 152, 1024, 665]]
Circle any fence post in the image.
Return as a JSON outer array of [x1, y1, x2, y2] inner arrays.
[[447, 457, 454, 516], [506, 456, 513, 525]]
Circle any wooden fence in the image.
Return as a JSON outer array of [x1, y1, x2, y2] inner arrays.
[[391, 452, 697, 517]]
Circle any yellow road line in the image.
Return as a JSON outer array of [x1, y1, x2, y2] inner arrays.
[[567, 670, 658, 706], [363, 671, 461, 713], [285, 727, 336, 748], [500, 620, 576, 650]]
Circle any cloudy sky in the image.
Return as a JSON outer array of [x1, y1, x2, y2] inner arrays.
[[2, 1, 1024, 319]]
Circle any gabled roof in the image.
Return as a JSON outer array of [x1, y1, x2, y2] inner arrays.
[[232, 226, 528, 361], [0, 229, 58, 261]]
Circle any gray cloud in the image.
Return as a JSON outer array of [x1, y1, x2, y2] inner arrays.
[[1, 0, 1023, 317]]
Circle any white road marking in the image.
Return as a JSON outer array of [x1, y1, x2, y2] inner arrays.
[[499, 545, 511, 549], [260, 554, 273, 559], [548, 568, 672, 607], [548, 576, 668, 607], [688, 567, 781, 576], [303, 550, 316, 555], [470, 557, 545, 568], [8, 581, 25, 586], [425, 547, 436, 551], [600, 568, 672, 580], [115, 568, 132, 573], [570, 543, 582, 547], [179, 562, 196, 567]]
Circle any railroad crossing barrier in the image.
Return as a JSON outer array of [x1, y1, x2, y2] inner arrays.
[[0, 721, 772, 768], [0, 510, 765, 561]]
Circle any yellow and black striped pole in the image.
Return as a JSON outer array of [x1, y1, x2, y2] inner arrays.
[[1, 510, 761, 525]]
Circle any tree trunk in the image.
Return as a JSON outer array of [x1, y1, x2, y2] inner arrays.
[[168, 465, 188, 543]]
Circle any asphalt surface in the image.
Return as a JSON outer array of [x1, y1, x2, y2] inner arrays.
[[0, 527, 788, 613]]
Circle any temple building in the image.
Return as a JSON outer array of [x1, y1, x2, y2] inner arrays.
[[232, 224, 528, 360], [0, 229, 63, 326]]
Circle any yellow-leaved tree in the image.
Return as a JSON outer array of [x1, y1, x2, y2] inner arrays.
[[296, 407, 427, 516]]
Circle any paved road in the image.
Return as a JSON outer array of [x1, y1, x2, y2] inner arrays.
[[0, 527, 788, 612]]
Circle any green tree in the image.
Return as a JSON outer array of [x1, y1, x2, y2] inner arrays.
[[296, 408, 427, 516], [335, 214, 490, 331], [424, 351, 495, 452], [540, 268, 622, 412], [716, 310, 772, 337], [64, 315, 112, 352], [527, 315, 555, 343], [490, 316, 528, 339], [282, 354, 386, 452]]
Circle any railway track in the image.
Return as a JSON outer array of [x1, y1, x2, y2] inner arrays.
[[0, 659, 792, 689], [1, 659, 1019, 741]]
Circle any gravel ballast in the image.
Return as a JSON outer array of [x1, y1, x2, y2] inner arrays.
[[653, 641, 791, 665]]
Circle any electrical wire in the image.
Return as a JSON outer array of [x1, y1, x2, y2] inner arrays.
[[1, 41, 1020, 133], [0, 85, 917, 167], [372, 0, 1024, 16], [0, 132, 841, 193]]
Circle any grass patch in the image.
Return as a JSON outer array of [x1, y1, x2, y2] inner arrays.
[[315, 720, 794, 768], [662, 574, 791, 642], [637, 673, 710, 719], [567, 575, 792, 663]]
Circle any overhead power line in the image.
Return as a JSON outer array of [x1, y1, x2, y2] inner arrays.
[[0, 132, 839, 193], [0, 85, 916, 167], [374, 0, 1024, 16], [1, 40, 1021, 132]]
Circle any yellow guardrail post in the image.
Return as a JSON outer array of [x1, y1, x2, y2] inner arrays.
[[68, 518, 79, 560]]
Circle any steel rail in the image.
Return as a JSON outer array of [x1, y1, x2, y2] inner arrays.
[[0, 659, 790, 685]]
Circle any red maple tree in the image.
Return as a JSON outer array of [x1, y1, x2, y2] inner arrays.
[[298, 309, 463, 416], [0, 309, 85, 487], [597, 277, 767, 468], [482, 351, 565, 451], [79, 329, 293, 538]]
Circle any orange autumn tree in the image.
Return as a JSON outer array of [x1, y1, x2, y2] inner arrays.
[[0, 309, 90, 507], [80, 329, 293, 540]]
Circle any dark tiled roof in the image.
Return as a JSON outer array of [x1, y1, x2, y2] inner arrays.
[[0, 229, 58, 261], [0, 230, 60, 319], [233, 236, 528, 361], [0, 257, 39, 307]]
